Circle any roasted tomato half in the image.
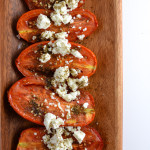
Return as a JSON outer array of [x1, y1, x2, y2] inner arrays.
[[8, 77, 95, 126], [17, 127, 103, 150], [16, 41, 97, 77], [17, 9, 98, 42]]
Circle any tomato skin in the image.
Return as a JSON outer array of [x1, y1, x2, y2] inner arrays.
[[15, 41, 97, 78], [8, 77, 95, 126], [25, 0, 85, 10], [17, 9, 98, 43], [17, 126, 103, 150]]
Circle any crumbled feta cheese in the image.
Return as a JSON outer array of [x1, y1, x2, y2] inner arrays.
[[71, 49, 83, 59], [77, 76, 89, 88], [54, 66, 70, 82], [51, 12, 63, 26], [67, 78, 78, 91], [39, 53, 51, 63], [66, 126, 77, 132], [83, 28, 87, 31], [73, 130, 85, 144], [65, 105, 71, 119], [50, 93, 55, 99], [62, 14, 72, 24], [36, 14, 51, 29], [79, 27, 82, 30], [65, 0, 80, 10], [53, 1, 68, 15], [51, 12, 72, 26], [76, 14, 81, 18], [32, 36, 36, 40], [70, 68, 79, 77], [61, 113, 65, 117], [43, 127, 73, 150], [55, 32, 68, 39], [69, 60, 73, 63], [34, 132, 37, 135], [44, 113, 64, 133], [56, 88, 80, 102], [58, 102, 64, 112], [67, 76, 88, 91], [83, 103, 89, 108], [70, 19, 74, 24], [77, 126, 81, 131], [77, 34, 85, 40], [44, 99, 47, 103], [72, 25, 76, 28], [52, 39, 71, 56], [41, 31, 55, 40]]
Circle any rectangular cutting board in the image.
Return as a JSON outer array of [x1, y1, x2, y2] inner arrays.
[[0, 0, 123, 149]]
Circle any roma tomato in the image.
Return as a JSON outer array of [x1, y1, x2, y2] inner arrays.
[[16, 41, 97, 77], [25, 0, 85, 10], [17, 9, 98, 43], [17, 127, 103, 150], [8, 77, 95, 126]]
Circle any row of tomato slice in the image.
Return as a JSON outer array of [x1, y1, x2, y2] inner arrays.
[[8, 1, 104, 149]]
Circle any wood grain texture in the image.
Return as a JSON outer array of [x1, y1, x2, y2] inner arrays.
[[0, 0, 123, 150]]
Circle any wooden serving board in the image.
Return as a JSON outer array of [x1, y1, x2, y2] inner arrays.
[[0, 0, 123, 149]]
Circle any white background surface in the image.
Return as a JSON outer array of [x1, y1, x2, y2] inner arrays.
[[123, 0, 150, 149]]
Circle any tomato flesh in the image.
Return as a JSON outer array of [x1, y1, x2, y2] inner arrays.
[[17, 9, 98, 43], [8, 77, 95, 126], [16, 41, 97, 77], [17, 127, 103, 150], [25, 0, 85, 10]]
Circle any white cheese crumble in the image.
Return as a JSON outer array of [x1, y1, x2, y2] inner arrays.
[[39, 53, 51, 63], [77, 34, 85, 40], [41, 31, 55, 40], [65, 105, 71, 119], [54, 66, 70, 82], [36, 14, 51, 29], [50, 12, 63, 26], [51, 39, 71, 56], [71, 49, 83, 59], [83, 103, 89, 108], [76, 14, 81, 18], [73, 130, 85, 144], [34, 132, 37, 136], [70, 68, 80, 77], [50, 12, 72, 26], [67, 76, 89, 91], [70, 19, 74, 24], [83, 28, 87, 31], [44, 99, 47, 103], [65, 0, 80, 10], [79, 27, 82, 30], [44, 113, 64, 133], [62, 14, 73, 24], [43, 128, 73, 150], [53, 1, 68, 15], [32, 36, 36, 40], [50, 93, 55, 99], [55, 32, 68, 39], [56, 87, 80, 102]]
